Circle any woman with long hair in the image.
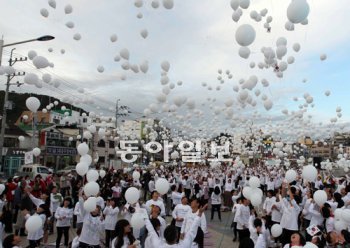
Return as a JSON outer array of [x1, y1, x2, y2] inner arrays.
[[210, 186, 222, 221], [111, 219, 138, 248], [55, 197, 73, 248], [103, 199, 119, 247]]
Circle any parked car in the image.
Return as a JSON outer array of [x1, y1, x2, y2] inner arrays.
[[57, 165, 76, 175], [16, 164, 51, 179]]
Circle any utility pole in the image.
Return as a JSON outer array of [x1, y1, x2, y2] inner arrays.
[[0, 35, 54, 171], [0, 49, 25, 170]]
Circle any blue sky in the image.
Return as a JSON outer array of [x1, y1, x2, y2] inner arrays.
[[0, 0, 350, 138]]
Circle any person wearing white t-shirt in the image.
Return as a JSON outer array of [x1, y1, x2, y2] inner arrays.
[[74, 201, 83, 230], [55, 198, 73, 248], [145, 204, 207, 248], [103, 199, 120, 247], [145, 192, 165, 217], [171, 185, 184, 210], [180, 199, 207, 248], [78, 192, 105, 247], [172, 196, 191, 239], [234, 197, 250, 241], [210, 186, 222, 221]]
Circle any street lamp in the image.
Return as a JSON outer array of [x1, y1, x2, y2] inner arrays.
[[0, 35, 55, 65], [0, 35, 55, 170]]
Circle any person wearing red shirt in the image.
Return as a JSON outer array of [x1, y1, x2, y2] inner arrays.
[[6, 178, 17, 207], [29, 175, 47, 198]]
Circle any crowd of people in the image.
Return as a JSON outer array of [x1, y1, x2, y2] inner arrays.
[[0, 162, 350, 248]]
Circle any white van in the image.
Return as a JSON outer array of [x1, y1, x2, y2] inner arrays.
[[17, 164, 51, 179]]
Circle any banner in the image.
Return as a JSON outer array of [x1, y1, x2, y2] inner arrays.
[[24, 151, 33, 165]]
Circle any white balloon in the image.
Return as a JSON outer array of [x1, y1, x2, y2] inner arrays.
[[279, 61, 288, 72], [276, 37, 287, 47], [77, 143, 89, 155], [64, 4, 73, 14], [134, 0, 143, 8], [120, 48, 130, 60], [334, 220, 348, 232], [287, 56, 295, 64], [84, 197, 97, 212], [230, 0, 239, 10], [133, 171, 141, 180], [125, 187, 140, 204], [325, 90, 331, 96], [140, 29, 148, 39], [66, 21, 74, 29], [238, 46, 250, 59], [97, 66, 104, 73], [48, 0, 56, 9], [25, 215, 43, 233], [302, 165, 318, 182], [276, 46, 287, 59], [73, 33, 81, 41], [320, 54, 327, 61], [130, 213, 146, 229], [263, 99, 273, 111], [28, 50, 37, 60], [232, 10, 241, 22], [266, 16, 273, 23], [293, 43, 301, 52], [3, 66, 15, 75], [249, 176, 260, 188], [26, 97, 40, 113], [42, 73, 52, 83], [76, 162, 89, 176], [242, 186, 252, 199], [313, 190, 327, 206], [239, 0, 250, 9], [84, 182, 100, 197], [271, 224, 283, 237], [87, 125, 97, 134], [151, 0, 160, 8], [250, 193, 262, 206], [285, 21, 295, 31], [155, 178, 169, 194], [287, 0, 310, 24], [334, 209, 343, 220], [40, 8, 49, 18], [80, 154, 92, 166], [33, 56, 50, 69], [99, 170, 106, 178], [161, 61, 170, 72], [235, 24, 256, 47], [24, 73, 39, 85], [140, 61, 149, 73], [285, 170, 297, 183], [86, 170, 99, 182], [32, 147, 41, 157], [162, 0, 174, 9], [110, 34, 118, 42]]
